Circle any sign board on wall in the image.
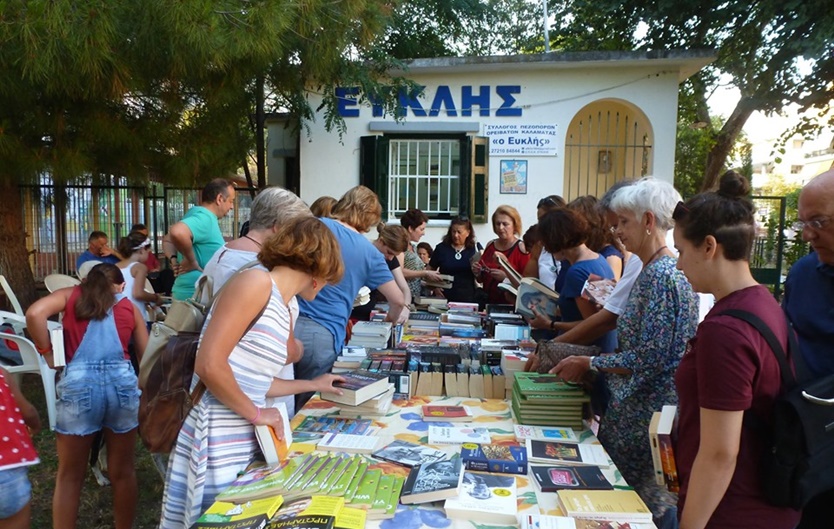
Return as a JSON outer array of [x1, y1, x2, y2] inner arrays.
[[485, 124, 558, 156]]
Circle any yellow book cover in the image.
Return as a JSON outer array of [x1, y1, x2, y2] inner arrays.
[[301, 495, 345, 517], [191, 495, 284, 528], [556, 490, 652, 523], [334, 507, 366, 529]]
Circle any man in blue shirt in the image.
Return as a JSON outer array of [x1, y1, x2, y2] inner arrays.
[[75, 231, 120, 271], [783, 167, 834, 529]]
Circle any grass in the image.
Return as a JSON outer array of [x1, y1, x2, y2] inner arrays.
[[21, 373, 164, 529]]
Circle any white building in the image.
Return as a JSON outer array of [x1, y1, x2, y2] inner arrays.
[[267, 50, 714, 243]]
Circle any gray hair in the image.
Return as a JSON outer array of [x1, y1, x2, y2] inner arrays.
[[599, 179, 636, 212], [249, 187, 311, 230], [608, 176, 681, 231]]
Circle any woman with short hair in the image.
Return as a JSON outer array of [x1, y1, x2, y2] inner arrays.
[[398, 209, 443, 300], [473, 205, 530, 304]]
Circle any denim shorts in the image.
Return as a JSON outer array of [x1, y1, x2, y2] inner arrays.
[[56, 360, 141, 435], [0, 467, 31, 518]]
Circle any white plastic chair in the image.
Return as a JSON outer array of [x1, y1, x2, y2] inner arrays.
[[44, 273, 81, 293], [0, 332, 58, 430], [0, 275, 24, 316], [77, 260, 103, 280]]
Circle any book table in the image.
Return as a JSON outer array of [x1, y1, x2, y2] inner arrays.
[[279, 394, 656, 529]]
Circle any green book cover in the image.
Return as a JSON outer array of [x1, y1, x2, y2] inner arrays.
[[305, 455, 339, 493], [514, 373, 586, 396], [191, 496, 284, 529], [349, 469, 381, 509], [319, 456, 351, 493], [288, 456, 329, 493], [512, 385, 590, 405], [385, 476, 405, 516], [370, 474, 395, 513], [281, 455, 322, 493], [512, 399, 583, 418], [216, 456, 308, 503], [340, 461, 368, 501]]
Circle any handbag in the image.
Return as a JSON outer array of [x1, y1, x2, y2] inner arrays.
[[535, 340, 601, 375]]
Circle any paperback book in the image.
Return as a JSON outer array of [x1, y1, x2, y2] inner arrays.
[[443, 471, 518, 525], [428, 425, 491, 445], [525, 439, 610, 468], [372, 439, 448, 467], [316, 433, 379, 454], [190, 496, 283, 529], [400, 456, 464, 504], [421, 405, 473, 422], [294, 416, 373, 435], [514, 425, 578, 443], [529, 464, 613, 492], [514, 373, 588, 396], [267, 514, 335, 529], [648, 404, 679, 492], [254, 401, 293, 465], [322, 370, 391, 406], [556, 490, 653, 523], [460, 443, 528, 475], [581, 278, 617, 306], [520, 514, 651, 529], [514, 278, 560, 319]]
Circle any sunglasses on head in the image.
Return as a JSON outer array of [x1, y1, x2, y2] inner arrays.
[[673, 201, 689, 221], [537, 197, 559, 209]]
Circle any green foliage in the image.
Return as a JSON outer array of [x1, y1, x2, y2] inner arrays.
[[674, 122, 715, 198]]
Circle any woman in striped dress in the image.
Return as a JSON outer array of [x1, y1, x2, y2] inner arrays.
[[159, 217, 346, 529]]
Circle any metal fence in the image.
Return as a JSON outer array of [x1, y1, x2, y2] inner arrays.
[[21, 176, 254, 280]]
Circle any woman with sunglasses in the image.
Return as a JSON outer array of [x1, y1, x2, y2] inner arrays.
[[673, 171, 800, 529], [116, 231, 163, 323]]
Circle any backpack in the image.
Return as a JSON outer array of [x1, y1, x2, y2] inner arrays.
[[720, 309, 834, 509]]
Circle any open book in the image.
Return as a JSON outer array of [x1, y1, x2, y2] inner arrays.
[[581, 278, 617, 306], [514, 278, 559, 319], [494, 252, 524, 285]]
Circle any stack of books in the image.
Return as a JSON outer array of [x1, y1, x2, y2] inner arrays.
[[347, 321, 392, 350], [352, 286, 371, 308], [321, 370, 391, 407], [511, 372, 590, 429], [334, 384, 395, 417], [422, 273, 454, 290], [332, 346, 368, 373]]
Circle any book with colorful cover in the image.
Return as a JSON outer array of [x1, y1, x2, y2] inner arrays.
[[368, 474, 396, 516], [514, 425, 578, 443], [515, 278, 560, 319], [581, 278, 617, 306], [190, 496, 283, 529], [267, 514, 335, 529], [460, 443, 528, 475], [428, 425, 491, 445], [400, 456, 463, 504], [330, 459, 366, 498], [371, 439, 448, 467], [421, 405, 473, 422], [529, 464, 613, 492], [255, 401, 293, 465], [443, 471, 518, 525], [349, 469, 381, 509], [216, 456, 306, 503], [556, 490, 653, 523], [294, 416, 373, 435], [525, 439, 610, 468]]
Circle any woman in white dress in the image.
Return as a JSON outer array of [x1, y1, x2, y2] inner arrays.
[[159, 216, 346, 529]]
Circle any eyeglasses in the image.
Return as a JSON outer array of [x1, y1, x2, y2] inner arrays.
[[537, 197, 559, 209], [672, 201, 689, 221], [796, 216, 832, 231]]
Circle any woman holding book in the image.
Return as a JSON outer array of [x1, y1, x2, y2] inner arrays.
[[429, 216, 479, 303], [398, 208, 443, 300], [553, 177, 698, 529], [673, 171, 800, 529], [159, 217, 347, 529], [473, 205, 531, 304]]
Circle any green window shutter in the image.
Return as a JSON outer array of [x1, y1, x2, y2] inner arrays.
[[359, 135, 390, 222], [470, 136, 489, 223]]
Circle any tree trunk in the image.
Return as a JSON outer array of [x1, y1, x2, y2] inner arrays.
[[702, 98, 756, 191], [255, 75, 266, 188], [0, 181, 37, 311]]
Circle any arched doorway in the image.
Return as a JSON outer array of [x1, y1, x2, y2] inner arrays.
[[563, 99, 653, 200]]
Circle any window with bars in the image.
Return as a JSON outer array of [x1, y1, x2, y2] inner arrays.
[[360, 134, 489, 223]]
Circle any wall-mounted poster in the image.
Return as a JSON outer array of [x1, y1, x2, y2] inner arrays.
[[500, 160, 528, 194]]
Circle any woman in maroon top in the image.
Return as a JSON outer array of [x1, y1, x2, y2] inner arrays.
[[672, 171, 801, 529], [473, 204, 530, 304]]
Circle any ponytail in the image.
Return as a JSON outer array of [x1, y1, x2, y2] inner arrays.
[[75, 263, 124, 321]]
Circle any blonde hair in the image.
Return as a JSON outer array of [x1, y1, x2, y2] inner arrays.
[[259, 217, 344, 283], [492, 205, 523, 236], [376, 223, 409, 253], [310, 196, 337, 218], [331, 186, 381, 232]]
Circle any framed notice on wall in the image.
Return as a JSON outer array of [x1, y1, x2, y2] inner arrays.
[[500, 160, 528, 194]]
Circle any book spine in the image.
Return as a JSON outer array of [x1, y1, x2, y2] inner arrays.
[[462, 458, 527, 475], [658, 432, 680, 493]]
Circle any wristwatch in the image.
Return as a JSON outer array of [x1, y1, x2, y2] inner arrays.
[[588, 356, 599, 373]]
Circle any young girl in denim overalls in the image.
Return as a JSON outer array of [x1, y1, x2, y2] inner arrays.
[[26, 263, 148, 529]]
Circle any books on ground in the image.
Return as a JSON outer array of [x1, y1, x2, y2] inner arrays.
[[254, 401, 293, 466], [190, 495, 283, 529], [525, 439, 610, 468], [649, 404, 679, 492], [372, 439, 448, 467], [514, 277, 560, 319], [428, 425, 491, 445], [316, 433, 380, 454], [443, 471, 518, 525], [556, 489, 653, 523], [460, 442, 528, 475], [529, 464, 613, 492], [321, 370, 390, 406], [400, 456, 464, 504], [421, 405, 473, 422], [514, 424, 578, 443]]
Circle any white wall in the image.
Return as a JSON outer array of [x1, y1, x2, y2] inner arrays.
[[294, 63, 682, 246]]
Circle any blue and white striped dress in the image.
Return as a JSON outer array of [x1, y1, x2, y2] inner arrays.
[[159, 278, 290, 529]]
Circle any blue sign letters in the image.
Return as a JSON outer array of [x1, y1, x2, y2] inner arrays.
[[336, 85, 522, 118]]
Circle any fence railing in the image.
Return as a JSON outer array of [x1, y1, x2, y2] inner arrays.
[[20, 177, 254, 280]]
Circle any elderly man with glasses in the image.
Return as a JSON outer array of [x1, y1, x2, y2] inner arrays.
[[782, 167, 834, 529]]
